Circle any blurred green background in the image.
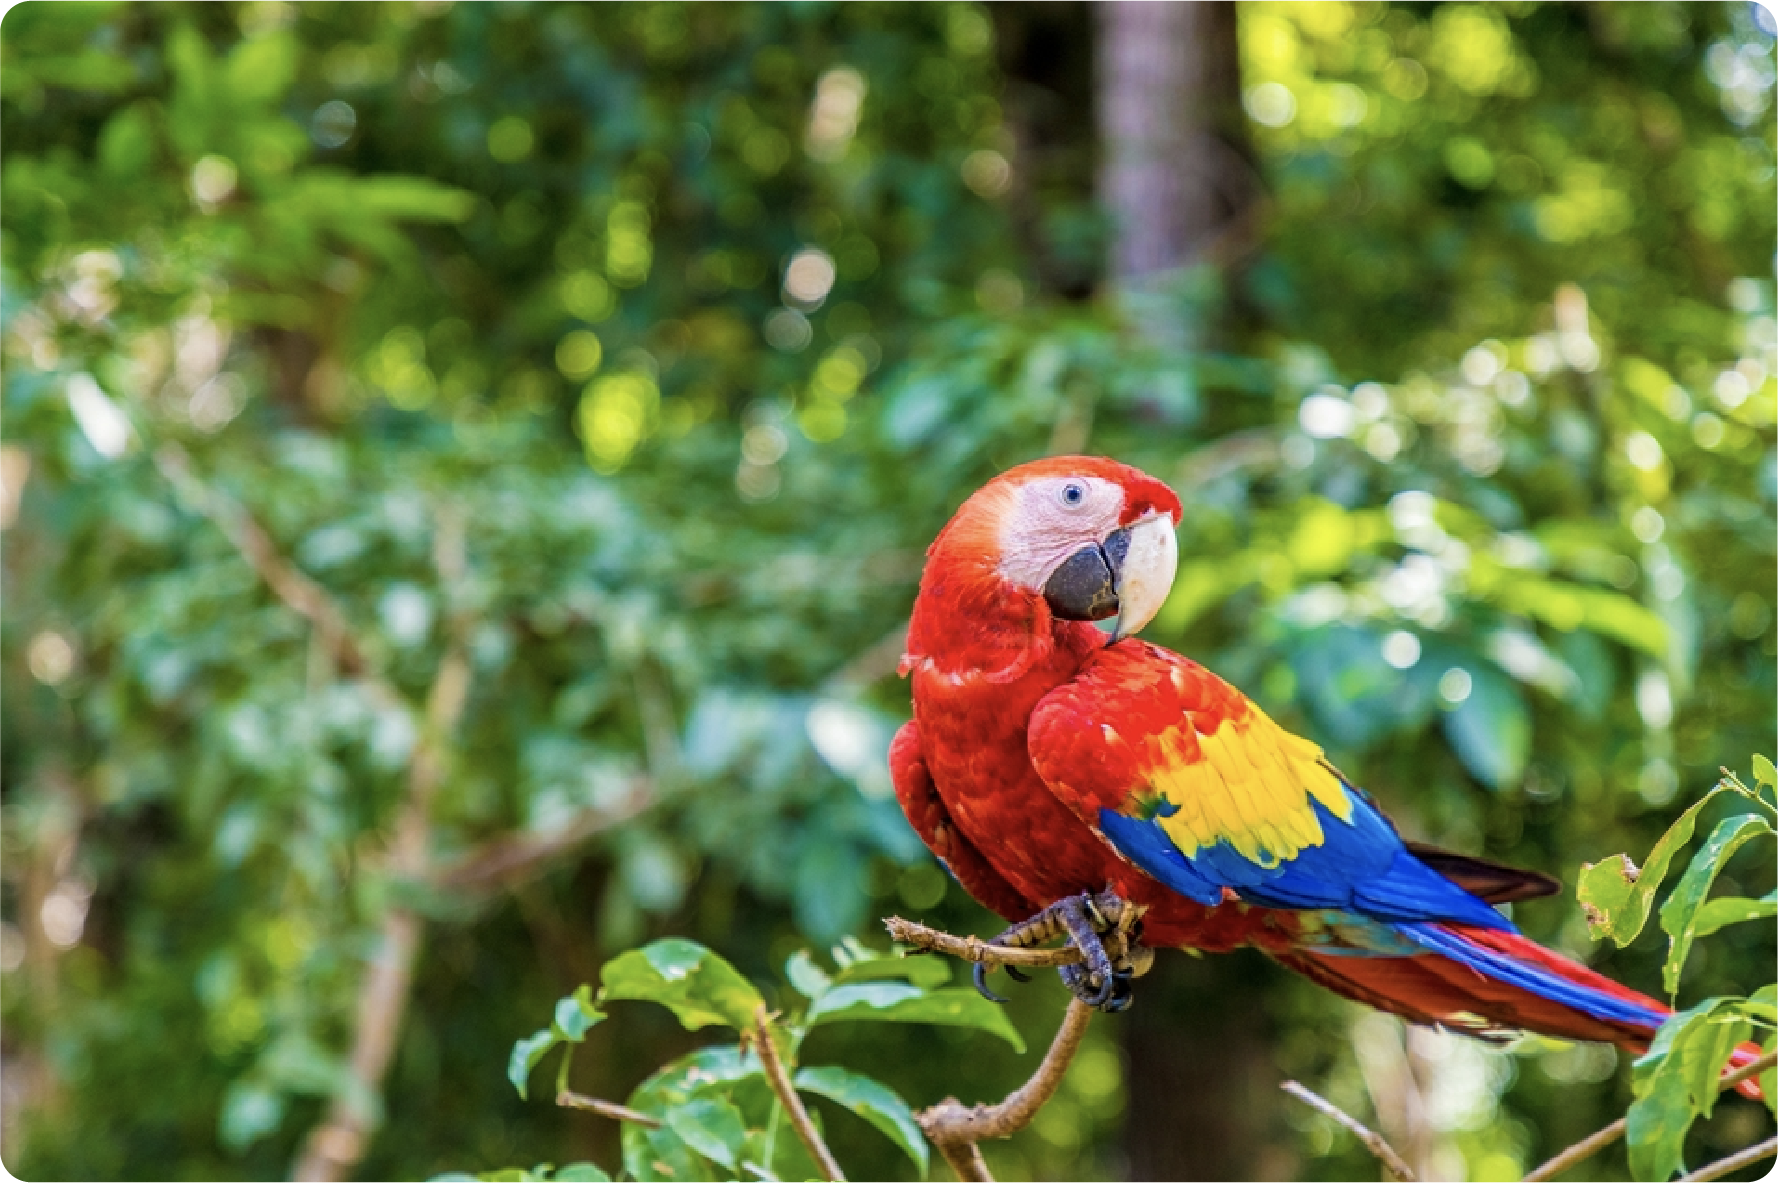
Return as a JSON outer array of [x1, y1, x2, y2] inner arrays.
[[1, 2, 1774, 1180]]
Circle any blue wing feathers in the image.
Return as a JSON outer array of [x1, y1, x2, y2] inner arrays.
[[1399, 923, 1666, 1029], [1098, 786, 1513, 931]]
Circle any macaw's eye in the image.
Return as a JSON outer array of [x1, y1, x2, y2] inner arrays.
[[1060, 482, 1086, 507]]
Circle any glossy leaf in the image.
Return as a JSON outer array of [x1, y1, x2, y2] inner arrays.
[[806, 983, 1025, 1052], [1579, 788, 1726, 946], [795, 1065, 930, 1175], [553, 985, 605, 1043], [1628, 999, 1749, 1181], [507, 1029, 559, 1102], [1660, 814, 1775, 993], [601, 939, 764, 1032], [664, 1095, 748, 1172]]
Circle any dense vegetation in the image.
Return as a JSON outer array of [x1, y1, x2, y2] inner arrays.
[[2, 3, 1773, 1180]]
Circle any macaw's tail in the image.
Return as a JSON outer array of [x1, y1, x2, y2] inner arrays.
[[1273, 923, 1766, 1101]]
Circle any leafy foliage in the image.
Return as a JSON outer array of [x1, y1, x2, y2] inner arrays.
[[1578, 760, 1778, 1180], [1, 3, 1772, 1181], [497, 938, 994, 1180]]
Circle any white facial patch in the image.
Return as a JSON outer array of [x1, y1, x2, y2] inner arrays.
[[996, 476, 1124, 591]]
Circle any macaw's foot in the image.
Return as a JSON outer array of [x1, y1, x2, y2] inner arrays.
[[970, 890, 1147, 1012]]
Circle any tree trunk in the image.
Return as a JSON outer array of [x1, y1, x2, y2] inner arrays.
[[1093, 5, 1279, 1179], [1095, 1, 1253, 281]]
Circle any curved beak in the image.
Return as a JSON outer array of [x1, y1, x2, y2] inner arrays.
[[1041, 512, 1178, 642], [1110, 512, 1177, 641]]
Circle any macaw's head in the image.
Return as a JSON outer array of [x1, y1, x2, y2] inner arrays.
[[922, 455, 1183, 643]]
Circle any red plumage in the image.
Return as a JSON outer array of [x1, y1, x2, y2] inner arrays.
[[891, 456, 1765, 1098]]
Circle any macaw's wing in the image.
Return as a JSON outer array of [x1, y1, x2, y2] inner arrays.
[[890, 721, 1032, 922], [1026, 641, 1508, 931]]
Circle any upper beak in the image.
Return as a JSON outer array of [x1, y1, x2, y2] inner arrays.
[[1110, 512, 1177, 641], [1040, 512, 1178, 641]]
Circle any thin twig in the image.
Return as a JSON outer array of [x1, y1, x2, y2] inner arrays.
[[1521, 1118, 1626, 1183], [556, 1090, 662, 1128], [154, 444, 387, 698], [1678, 1135, 1778, 1183], [750, 1004, 845, 1183], [1523, 1050, 1778, 1182], [883, 912, 1142, 972], [1281, 1080, 1416, 1182], [429, 785, 655, 897], [917, 998, 1095, 1183]]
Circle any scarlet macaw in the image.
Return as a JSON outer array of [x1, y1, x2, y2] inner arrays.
[[891, 455, 1762, 1086]]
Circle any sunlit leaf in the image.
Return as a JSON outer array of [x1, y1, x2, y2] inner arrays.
[[664, 1095, 748, 1171], [601, 939, 764, 1031], [785, 950, 833, 1001], [1628, 999, 1749, 1181], [1659, 814, 1774, 994], [508, 1029, 559, 1101], [806, 983, 1025, 1051], [553, 984, 605, 1042], [795, 1065, 929, 1175], [1578, 787, 1739, 946]]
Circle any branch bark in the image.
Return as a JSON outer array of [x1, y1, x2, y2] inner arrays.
[[291, 507, 473, 1183], [918, 1000, 1094, 1183], [883, 904, 1144, 973], [154, 444, 387, 698], [1280, 1080, 1415, 1182], [556, 1090, 662, 1129], [750, 1004, 845, 1183], [1522, 1050, 1778, 1183], [428, 784, 654, 897]]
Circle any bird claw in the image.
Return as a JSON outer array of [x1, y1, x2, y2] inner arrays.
[[970, 891, 1148, 1012], [972, 961, 1010, 1004]]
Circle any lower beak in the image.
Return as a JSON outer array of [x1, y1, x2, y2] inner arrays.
[[1041, 513, 1179, 641], [1110, 513, 1177, 641]]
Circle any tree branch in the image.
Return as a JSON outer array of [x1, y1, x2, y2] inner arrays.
[[427, 784, 654, 897], [918, 999, 1094, 1183], [1280, 1080, 1415, 1182], [1523, 1050, 1778, 1182], [557, 1090, 662, 1128], [154, 444, 387, 698], [292, 506, 474, 1183], [1678, 1135, 1778, 1183], [750, 1004, 845, 1183], [883, 903, 1144, 973]]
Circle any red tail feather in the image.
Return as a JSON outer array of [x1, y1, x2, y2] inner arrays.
[[1276, 925, 1766, 1101]]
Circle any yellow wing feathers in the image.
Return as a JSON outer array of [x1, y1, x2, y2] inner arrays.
[[1146, 705, 1351, 866]]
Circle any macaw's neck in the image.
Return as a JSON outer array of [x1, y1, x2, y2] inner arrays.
[[904, 550, 1104, 684]]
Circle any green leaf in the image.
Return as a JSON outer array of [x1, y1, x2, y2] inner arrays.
[[1754, 754, 1776, 789], [600, 939, 765, 1031], [622, 1046, 759, 1182], [806, 983, 1025, 1051], [1441, 664, 1530, 788], [553, 984, 604, 1042], [1690, 891, 1778, 941], [826, 938, 951, 989], [1659, 814, 1774, 993], [550, 1165, 613, 1182], [664, 1095, 749, 1171], [508, 1029, 559, 1101], [785, 950, 833, 1001], [1629, 999, 1750, 1180], [1740, 984, 1778, 1026], [1578, 789, 1725, 946], [795, 1065, 930, 1175], [1762, 1034, 1777, 1121]]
